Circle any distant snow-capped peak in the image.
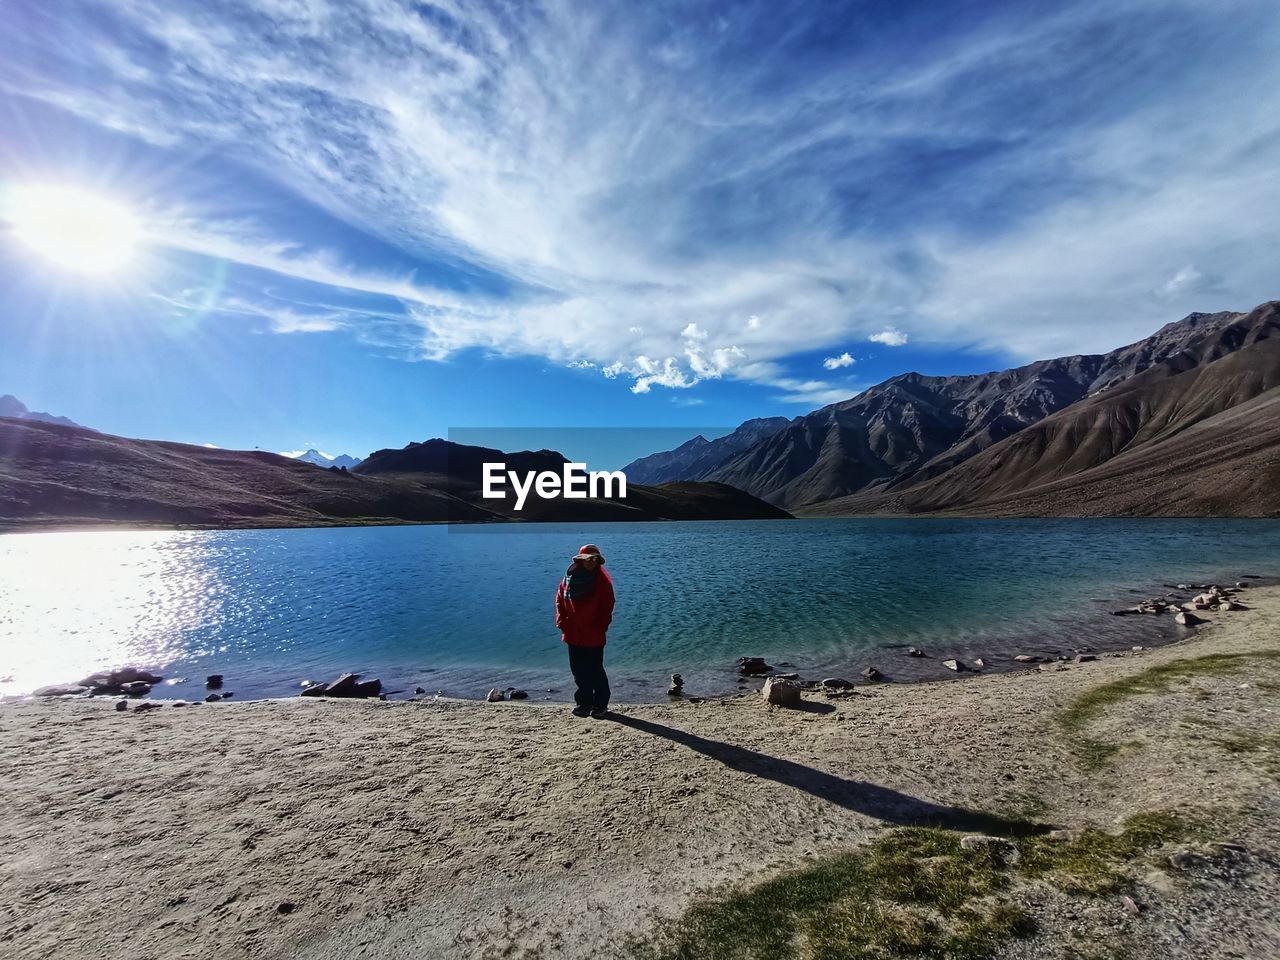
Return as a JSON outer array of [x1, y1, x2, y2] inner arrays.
[[281, 448, 363, 469]]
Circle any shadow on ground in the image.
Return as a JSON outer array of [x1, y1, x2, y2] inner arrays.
[[610, 714, 1051, 837]]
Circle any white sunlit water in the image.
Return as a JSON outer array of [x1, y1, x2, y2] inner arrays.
[[1, 519, 1278, 703]]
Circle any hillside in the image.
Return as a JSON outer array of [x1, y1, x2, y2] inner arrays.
[[810, 302, 1280, 517], [622, 417, 791, 485], [0, 422, 790, 529]]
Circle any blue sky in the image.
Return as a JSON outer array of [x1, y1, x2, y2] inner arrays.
[[0, 0, 1277, 461]]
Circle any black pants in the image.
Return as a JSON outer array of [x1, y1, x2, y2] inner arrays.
[[567, 645, 610, 711]]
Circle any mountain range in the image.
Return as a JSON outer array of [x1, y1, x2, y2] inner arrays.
[[0, 424, 790, 530], [0, 395, 84, 429], [286, 449, 364, 470], [622, 301, 1280, 517]]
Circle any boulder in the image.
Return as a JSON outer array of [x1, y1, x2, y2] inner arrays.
[[1074, 654, 1096, 663], [115, 699, 129, 711], [861, 667, 884, 682], [1218, 601, 1240, 612], [119, 681, 152, 696], [942, 659, 965, 672], [114, 667, 163, 685], [1175, 611, 1205, 626], [486, 689, 504, 702], [822, 677, 855, 689], [1013, 655, 1039, 663], [206, 675, 224, 688], [133, 701, 161, 713], [300, 673, 382, 698], [737, 656, 773, 676], [76, 666, 164, 693], [906, 647, 927, 657], [508, 689, 529, 700], [973, 658, 987, 670], [668, 673, 684, 696], [415, 687, 426, 695], [33, 684, 88, 697], [353, 679, 382, 698], [325, 673, 362, 697], [761, 677, 801, 708]]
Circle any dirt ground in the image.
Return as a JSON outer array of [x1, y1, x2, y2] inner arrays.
[[3, 587, 1279, 960]]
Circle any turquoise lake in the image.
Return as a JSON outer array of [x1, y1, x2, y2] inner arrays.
[[1, 519, 1278, 703]]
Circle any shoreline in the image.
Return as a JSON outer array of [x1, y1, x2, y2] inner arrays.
[[8, 569, 1273, 706], [3, 586, 1279, 959], [5, 513, 1280, 535]]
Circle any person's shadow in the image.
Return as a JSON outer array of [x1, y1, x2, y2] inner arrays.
[[609, 714, 1051, 837]]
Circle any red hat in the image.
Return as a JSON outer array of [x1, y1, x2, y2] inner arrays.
[[573, 543, 604, 563]]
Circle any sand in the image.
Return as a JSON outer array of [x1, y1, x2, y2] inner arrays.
[[3, 588, 1280, 960]]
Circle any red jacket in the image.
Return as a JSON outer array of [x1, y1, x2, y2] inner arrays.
[[555, 568, 615, 648]]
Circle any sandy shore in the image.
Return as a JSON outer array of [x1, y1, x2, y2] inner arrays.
[[3, 588, 1280, 959]]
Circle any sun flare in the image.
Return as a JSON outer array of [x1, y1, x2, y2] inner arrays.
[[4, 184, 142, 274]]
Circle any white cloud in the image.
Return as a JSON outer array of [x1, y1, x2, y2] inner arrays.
[[10, 0, 1280, 391], [823, 352, 855, 369], [629, 356, 695, 394], [868, 329, 909, 347]]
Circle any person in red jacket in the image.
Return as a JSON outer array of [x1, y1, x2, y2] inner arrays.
[[555, 543, 615, 718]]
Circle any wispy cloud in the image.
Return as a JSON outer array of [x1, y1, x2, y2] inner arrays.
[[4, 0, 1279, 394]]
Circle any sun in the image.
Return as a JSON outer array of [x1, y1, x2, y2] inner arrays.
[[4, 184, 142, 275]]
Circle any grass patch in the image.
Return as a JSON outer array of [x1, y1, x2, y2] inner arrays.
[[628, 811, 1202, 960], [1018, 811, 1204, 895], [1057, 652, 1280, 771]]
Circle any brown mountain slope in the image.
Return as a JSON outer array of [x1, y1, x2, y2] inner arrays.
[[806, 302, 1280, 517], [699, 310, 1244, 508], [0, 418, 496, 529]]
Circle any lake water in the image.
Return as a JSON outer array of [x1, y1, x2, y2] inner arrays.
[[2, 519, 1278, 703]]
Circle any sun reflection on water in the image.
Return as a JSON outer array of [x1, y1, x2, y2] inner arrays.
[[0, 530, 222, 695]]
